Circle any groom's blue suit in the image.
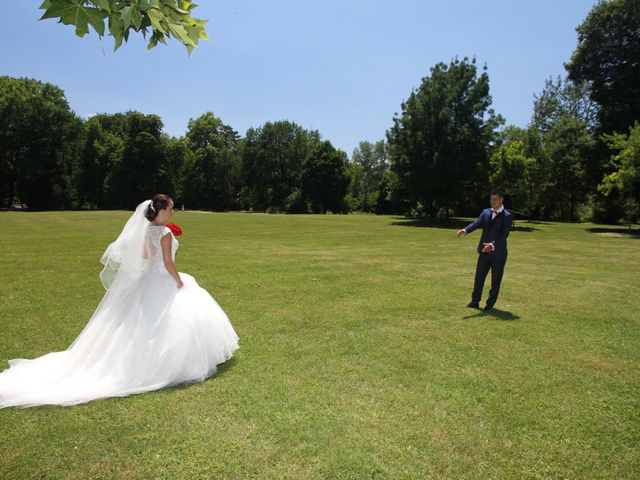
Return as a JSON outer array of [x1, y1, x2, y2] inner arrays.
[[464, 208, 513, 309]]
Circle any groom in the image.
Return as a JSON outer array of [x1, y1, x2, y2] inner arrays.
[[457, 189, 513, 312]]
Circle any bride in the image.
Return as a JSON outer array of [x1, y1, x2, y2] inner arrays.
[[0, 195, 239, 408]]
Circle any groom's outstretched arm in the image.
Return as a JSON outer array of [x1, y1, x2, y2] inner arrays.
[[463, 213, 484, 235]]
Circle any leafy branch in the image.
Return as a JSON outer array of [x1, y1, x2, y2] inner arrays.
[[39, 0, 208, 54]]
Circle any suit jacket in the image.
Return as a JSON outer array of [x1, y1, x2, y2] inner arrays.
[[464, 208, 513, 254]]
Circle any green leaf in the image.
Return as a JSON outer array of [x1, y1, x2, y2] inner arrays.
[[108, 13, 124, 50], [147, 8, 167, 33], [168, 23, 195, 46], [40, 0, 107, 37], [121, 6, 134, 28], [84, 8, 107, 36], [146, 31, 167, 50], [91, 0, 111, 13], [131, 7, 143, 30], [185, 25, 199, 44], [195, 18, 208, 40], [39, 0, 72, 20]]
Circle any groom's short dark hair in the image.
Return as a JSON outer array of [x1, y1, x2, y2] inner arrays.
[[490, 188, 504, 198]]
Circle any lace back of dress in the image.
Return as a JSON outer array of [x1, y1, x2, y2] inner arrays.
[[147, 226, 177, 274]]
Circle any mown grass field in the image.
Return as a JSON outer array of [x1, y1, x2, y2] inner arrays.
[[0, 211, 638, 479]]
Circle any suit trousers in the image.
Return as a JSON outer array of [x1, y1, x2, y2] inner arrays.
[[471, 250, 508, 308]]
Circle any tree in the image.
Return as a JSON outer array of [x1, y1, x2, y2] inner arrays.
[[532, 76, 598, 134], [543, 116, 595, 221], [0, 76, 81, 210], [77, 112, 182, 210], [349, 140, 388, 212], [566, 0, 640, 135], [534, 76, 603, 194], [39, 0, 208, 54], [240, 121, 320, 212], [104, 112, 171, 208], [529, 76, 610, 221], [77, 113, 127, 208], [345, 161, 364, 211], [489, 126, 542, 217], [182, 113, 240, 210], [301, 141, 350, 213], [375, 169, 406, 214], [387, 58, 502, 216], [599, 122, 640, 223], [161, 135, 188, 203]]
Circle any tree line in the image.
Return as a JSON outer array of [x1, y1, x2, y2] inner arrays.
[[2, 0, 639, 222], [0, 92, 353, 213]]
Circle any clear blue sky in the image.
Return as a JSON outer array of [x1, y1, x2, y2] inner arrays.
[[1, 1, 596, 156]]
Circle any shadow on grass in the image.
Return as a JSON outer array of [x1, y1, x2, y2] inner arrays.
[[215, 356, 238, 378], [511, 225, 538, 232], [586, 227, 640, 239], [390, 217, 469, 230], [152, 357, 239, 394], [390, 216, 539, 233], [463, 308, 520, 321]]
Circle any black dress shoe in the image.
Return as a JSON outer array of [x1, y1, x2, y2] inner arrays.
[[467, 302, 480, 309], [483, 305, 493, 312]]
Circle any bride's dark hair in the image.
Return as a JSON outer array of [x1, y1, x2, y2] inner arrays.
[[145, 194, 172, 222]]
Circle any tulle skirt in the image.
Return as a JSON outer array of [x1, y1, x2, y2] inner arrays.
[[0, 272, 239, 408]]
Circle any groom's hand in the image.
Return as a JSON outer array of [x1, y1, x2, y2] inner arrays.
[[482, 242, 494, 253], [457, 229, 466, 237]]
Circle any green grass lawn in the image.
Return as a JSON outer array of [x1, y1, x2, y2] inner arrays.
[[0, 211, 638, 479]]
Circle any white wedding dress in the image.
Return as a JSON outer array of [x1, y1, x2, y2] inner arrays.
[[0, 205, 239, 408]]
